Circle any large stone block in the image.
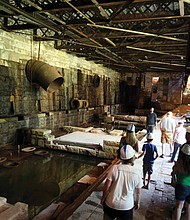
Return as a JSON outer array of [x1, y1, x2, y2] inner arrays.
[[0, 202, 28, 220], [103, 140, 119, 147], [31, 129, 51, 136], [98, 151, 115, 159], [0, 197, 7, 206], [38, 138, 45, 147]]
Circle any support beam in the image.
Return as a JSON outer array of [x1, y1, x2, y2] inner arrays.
[[87, 24, 187, 42], [0, 0, 60, 33], [126, 46, 185, 58], [90, 0, 109, 19], [139, 59, 185, 67]]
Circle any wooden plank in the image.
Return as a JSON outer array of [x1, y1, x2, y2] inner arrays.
[[54, 158, 119, 220]]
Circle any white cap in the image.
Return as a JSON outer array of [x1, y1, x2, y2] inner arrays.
[[181, 144, 190, 155], [120, 145, 135, 160], [187, 126, 190, 133], [147, 133, 154, 140], [167, 111, 173, 116], [127, 124, 135, 132], [178, 120, 184, 124]]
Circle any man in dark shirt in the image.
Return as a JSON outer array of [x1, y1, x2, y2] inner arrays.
[[146, 107, 157, 134]]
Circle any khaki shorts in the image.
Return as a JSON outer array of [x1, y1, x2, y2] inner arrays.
[[161, 131, 173, 144]]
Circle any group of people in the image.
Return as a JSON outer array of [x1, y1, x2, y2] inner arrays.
[[146, 107, 186, 162], [100, 108, 190, 220]]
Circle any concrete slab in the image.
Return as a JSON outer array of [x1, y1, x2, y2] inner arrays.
[[55, 131, 121, 147]]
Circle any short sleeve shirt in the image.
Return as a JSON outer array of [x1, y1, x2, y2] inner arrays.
[[142, 143, 157, 164], [105, 164, 143, 210], [146, 112, 157, 126], [160, 117, 176, 132]]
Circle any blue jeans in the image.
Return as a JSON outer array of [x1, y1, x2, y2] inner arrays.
[[147, 125, 154, 134], [170, 142, 181, 162]]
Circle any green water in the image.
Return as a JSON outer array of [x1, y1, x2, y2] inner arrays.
[[0, 150, 105, 219]]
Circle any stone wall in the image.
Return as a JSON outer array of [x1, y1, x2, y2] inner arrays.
[[0, 30, 121, 145]]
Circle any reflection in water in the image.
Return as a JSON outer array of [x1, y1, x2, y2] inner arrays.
[[27, 179, 60, 205], [0, 150, 104, 219]]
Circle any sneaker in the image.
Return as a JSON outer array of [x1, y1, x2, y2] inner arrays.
[[143, 185, 149, 190], [160, 154, 164, 158]]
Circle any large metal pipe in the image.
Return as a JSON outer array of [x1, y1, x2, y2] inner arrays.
[[70, 98, 89, 109], [25, 59, 64, 92]]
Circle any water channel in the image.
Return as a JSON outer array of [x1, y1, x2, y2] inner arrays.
[[0, 148, 107, 219]]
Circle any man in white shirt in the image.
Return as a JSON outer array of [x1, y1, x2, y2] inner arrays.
[[160, 111, 176, 158], [101, 145, 143, 220]]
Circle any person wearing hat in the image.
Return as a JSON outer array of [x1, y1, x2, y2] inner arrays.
[[138, 133, 158, 189], [168, 121, 186, 163], [160, 111, 176, 158], [119, 124, 139, 152], [171, 140, 190, 220], [101, 145, 143, 220]]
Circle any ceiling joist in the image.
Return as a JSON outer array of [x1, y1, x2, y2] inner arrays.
[[0, 0, 189, 73]]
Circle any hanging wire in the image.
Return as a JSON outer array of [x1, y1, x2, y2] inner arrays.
[[30, 32, 33, 89], [38, 39, 41, 61]]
